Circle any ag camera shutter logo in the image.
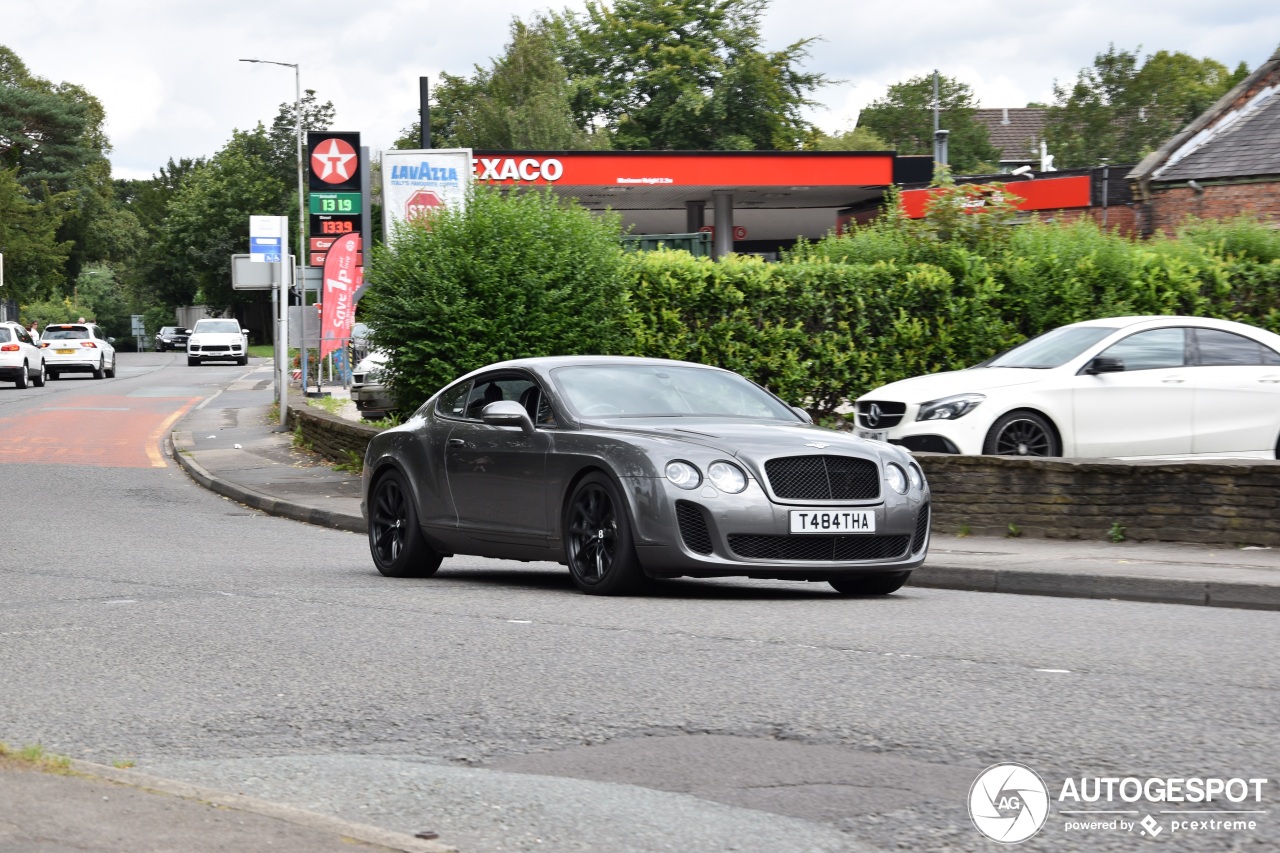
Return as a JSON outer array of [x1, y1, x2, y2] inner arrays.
[[969, 763, 1050, 843]]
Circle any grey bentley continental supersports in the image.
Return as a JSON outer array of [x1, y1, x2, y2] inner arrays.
[[362, 356, 930, 595]]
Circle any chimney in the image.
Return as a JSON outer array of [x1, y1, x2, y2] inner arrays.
[[1002, 107, 1010, 125]]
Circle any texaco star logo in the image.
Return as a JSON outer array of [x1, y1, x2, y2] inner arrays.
[[310, 138, 358, 183]]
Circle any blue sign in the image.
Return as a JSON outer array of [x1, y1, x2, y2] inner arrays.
[[250, 236, 282, 263]]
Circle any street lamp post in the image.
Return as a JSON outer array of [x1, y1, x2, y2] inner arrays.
[[240, 58, 307, 425]]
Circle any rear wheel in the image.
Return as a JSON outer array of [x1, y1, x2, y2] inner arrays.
[[368, 469, 443, 578], [92, 358, 104, 380], [105, 357, 115, 378], [14, 362, 28, 389], [564, 472, 647, 595], [983, 411, 1060, 457], [32, 361, 46, 387], [829, 571, 911, 595]]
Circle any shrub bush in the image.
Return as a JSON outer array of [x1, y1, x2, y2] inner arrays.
[[361, 185, 629, 410]]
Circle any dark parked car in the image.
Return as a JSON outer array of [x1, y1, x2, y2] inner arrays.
[[362, 356, 930, 595], [155, 326, 190, 352]]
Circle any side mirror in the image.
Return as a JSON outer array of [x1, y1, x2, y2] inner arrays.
[[107, 337, 116, 344], [481, 400, 535, 434], [791, 405, 814, 423], [185, 329, 193, 335], [1084, 356, 1125, 375]]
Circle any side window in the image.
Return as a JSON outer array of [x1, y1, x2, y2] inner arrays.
[[1194, 328, 1280, 366], [436, 381, 473, 419], [1097, 328, 1186, 370]]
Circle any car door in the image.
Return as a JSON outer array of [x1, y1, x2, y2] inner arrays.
[[1072, 327, 1194, 457], [444, 374, 553, 541], [1189, 327, 1280, 455]]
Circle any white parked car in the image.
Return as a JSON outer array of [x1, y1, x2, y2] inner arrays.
[[350, 348, 392, 418], [0, 321, 46, 388], [39, 322, 115, 380], [854, 316, 1280, 460], [187, 318, 249, 366]]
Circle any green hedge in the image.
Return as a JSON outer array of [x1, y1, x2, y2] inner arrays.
[[365, 180, 1280, 419]]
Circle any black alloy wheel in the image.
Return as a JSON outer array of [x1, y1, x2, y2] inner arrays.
[[564, 472, 646, 595], [368, 469, 443, 578], [829, 571, 912, 595], [983, 411, 1060, 457]]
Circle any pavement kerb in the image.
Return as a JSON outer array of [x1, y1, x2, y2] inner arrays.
[[170, 431, 366, 534], [64, 758, 457, 853]]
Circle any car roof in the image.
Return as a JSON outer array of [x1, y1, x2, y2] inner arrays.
[[456, 355, 729, 382]]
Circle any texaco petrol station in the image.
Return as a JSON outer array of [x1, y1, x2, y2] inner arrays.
[[471, 150, 934, 259]]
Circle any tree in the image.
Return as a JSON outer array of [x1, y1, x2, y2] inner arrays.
[[155, 127, 289, 309], [1045, 45, 1249, 168], [807, 125, 889, 151], [561, 0, 826, 150], [397, 19, 605, 150], [268, 88, 335, 186], [0, 166, 70, 303], [858, 73, 1001, 173]]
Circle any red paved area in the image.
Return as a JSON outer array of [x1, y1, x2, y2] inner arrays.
[[0, 395, 202, 468]]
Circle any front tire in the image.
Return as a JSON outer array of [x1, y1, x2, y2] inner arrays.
[[983, 410, 1060, 457], [32, 361, 46, 387], [237, 355, 248, 366], [14, 362, 28, 389], [368, 469, 443, 578], [564, 472, 646, 595], [187, 357, 198, 367], [829, 571, 911, 595]]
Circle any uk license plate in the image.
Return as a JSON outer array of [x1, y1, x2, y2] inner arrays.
[[789, 510, 875, 534], [856, 428, 888, 443], [56, 348, 75, 355]]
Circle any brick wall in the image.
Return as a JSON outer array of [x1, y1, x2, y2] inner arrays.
[[1142, 181, 1280, 236], [287, 402, 378, 464], [917, 453, 1280, 547]]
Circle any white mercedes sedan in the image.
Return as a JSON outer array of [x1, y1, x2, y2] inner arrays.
[[854, 316, 1280, 460]]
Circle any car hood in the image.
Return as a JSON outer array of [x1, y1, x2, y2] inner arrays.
[[600, 419, 886, 459], [859, 367, 1049, 402]]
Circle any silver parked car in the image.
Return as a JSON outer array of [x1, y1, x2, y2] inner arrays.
[[362, 356, 930, 596]]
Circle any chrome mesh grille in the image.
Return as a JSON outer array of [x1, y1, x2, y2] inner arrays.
[[675, 501, 714, 555], [764, 456, 880, 501], [728, 534, 910, 562]]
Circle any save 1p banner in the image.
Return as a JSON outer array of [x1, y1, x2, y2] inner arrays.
[[319, 233, 361, 359]]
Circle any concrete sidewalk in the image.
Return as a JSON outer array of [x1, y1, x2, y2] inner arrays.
[[169, 369, 1280, 612], [0, 756, 453, 853]]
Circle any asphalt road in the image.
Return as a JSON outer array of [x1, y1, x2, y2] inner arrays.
[[1, 354, 1277, 852]]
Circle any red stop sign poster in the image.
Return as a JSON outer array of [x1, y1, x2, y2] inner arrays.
[[406, 189, 444, 222], [319, 233, 361, 358]]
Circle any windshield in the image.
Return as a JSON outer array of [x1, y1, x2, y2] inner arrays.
[[552, 364, 799, 420], [194, 320, 241, 334], [986, 326, 1118, 369], [42, 326, 89, 340]]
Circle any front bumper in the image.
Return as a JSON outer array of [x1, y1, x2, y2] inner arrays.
[[188, 343, 245, 360], [625, 477, 930, 579]]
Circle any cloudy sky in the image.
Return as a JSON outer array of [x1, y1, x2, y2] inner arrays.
[[7, 0, 1279, 180]]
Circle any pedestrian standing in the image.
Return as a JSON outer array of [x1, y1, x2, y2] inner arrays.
[[27, 321, 39, 341]]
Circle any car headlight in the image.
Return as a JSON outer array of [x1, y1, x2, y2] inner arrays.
[[885, 462, 908, 494], [908, 462, 925, 491], [665, 460, 701, 490], [708, 461, 748, 494], [917, 393, 985, 421]]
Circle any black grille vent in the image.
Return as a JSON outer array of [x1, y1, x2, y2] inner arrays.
[[764, 456, 879, 501], [675, 501, 714, 555], [912, 503, 930, 553], [728, 534, 910, 562], [857, 400, 906, 429]]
